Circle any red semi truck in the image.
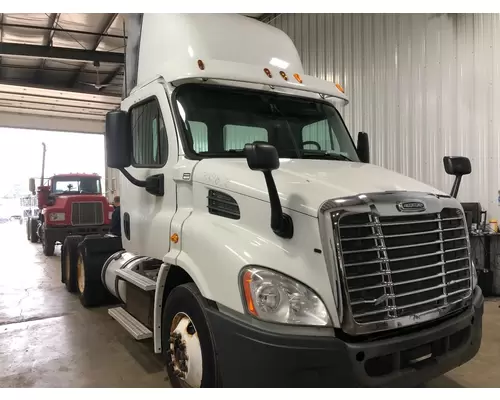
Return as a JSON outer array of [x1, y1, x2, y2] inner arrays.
[[26, 143, 113, 256]]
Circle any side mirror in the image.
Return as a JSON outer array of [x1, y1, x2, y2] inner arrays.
[[443, 156, 471, 176], [356, 132, 370, 163], [443, 156, 472, 198], [29, 178, 35, 194], [106, 110, 163, 196], [244, 142, 279, 171], [105, 110, 132, 169], [244, 143, 293, 239]]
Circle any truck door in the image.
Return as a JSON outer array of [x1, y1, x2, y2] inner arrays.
[[120, 81, 178, 259]]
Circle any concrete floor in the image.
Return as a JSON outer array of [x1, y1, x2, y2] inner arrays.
[[0, 221, 498, 388]]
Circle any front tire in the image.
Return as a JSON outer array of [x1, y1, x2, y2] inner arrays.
[[42, 235, 55, 256], [29, 218, 39, 243], [163, 283, 221, 388]]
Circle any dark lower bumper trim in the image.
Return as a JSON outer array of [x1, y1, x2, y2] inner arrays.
[[206, 287, 484, 387], [45, 225, 110, 243]]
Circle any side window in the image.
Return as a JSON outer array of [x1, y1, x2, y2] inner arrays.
[[130, 98, 167, 166], [223, 125, 268, 150], [302, 119, 340, 152], [188, 121, 208, 153]]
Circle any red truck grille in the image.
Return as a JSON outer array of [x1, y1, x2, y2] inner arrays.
[[71, 202, 104, 226]]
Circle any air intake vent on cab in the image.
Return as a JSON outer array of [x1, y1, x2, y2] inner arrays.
[[207, 190, 240, 220]]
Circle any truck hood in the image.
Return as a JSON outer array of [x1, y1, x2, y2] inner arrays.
[[193, 159, 447, 217], [49, 194, 111, 211]]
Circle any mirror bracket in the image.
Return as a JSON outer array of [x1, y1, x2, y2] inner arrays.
[[145, 174, 164, 197], [118, 168, 164, 197], [119, 168, 146, 188]]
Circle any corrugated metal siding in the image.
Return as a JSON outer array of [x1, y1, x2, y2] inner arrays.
[[272, 13, 500, 219]]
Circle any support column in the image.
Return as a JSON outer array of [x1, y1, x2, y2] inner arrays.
[[104, 141, 120, 201]]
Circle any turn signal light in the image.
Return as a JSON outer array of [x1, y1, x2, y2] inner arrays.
[[197, 60, 205, 70], [335, 83, 345, 93], [279, 71, 288, 81], [264, 68, 272, 78], [242, 270, 257, 316], [170, 233, 179, 243], [293, 73, 302, 83]]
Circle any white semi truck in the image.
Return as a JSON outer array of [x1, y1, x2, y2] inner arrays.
[[61, 14, 483, 387]]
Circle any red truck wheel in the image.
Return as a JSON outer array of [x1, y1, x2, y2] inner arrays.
[[29, 219, 39, 243], [42, 231, 55, 256]]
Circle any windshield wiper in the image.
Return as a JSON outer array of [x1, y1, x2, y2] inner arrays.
[[301, 151, 353, 161]]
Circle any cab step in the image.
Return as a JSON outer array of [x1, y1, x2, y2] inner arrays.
[[116, 268, 156, 291], [108, 307, 152, 340]]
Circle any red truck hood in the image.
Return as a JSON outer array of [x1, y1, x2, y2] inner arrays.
[[54, 194, 109, 202]]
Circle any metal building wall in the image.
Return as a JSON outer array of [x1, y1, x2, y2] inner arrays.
[[271, 13, 500, 219]]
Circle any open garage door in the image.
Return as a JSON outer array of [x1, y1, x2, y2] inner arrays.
[[0, 83, 120, 134]]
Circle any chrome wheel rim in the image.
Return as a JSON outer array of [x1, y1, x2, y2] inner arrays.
[[77, 254, 85, 293], [65, 251, 70, 283], [167, 312, 203, 388]]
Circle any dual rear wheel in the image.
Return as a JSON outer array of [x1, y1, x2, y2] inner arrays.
[[61, 235, 116, 307]]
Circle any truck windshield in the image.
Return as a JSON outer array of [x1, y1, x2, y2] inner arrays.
[[51, 177, 101, 195], [174, 84, 360, 162]]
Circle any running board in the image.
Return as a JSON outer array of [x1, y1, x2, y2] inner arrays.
[[108, 307, 152, 340], [116, 268, 156, 291]]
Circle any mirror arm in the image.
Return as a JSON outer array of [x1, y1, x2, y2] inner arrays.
[[263, 171, 293, 239], [119, 168, 147, 188], [450, 175, 462, 199]]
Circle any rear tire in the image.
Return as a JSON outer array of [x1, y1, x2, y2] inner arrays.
[[76, 240, 111, 308], [30, 218, 38, 243], [163, 283, 221, 388], [61, 235, 83, 291]]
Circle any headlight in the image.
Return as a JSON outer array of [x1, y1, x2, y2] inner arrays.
[[471, 260, 478, 288], [240, 267, 331, 326], [49, 212, 65, 222]]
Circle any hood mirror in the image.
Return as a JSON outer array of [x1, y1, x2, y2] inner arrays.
[[443, 156, 471, 198], [244, 142, 293, 239], [356, 132, 370, 163]]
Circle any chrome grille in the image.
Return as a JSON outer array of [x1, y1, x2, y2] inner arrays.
[[71, 202, 104, 226], [337, 208, 472, 328]]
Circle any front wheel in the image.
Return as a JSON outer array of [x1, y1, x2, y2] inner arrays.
[[26, 218, 30, 241], [30, 218, 39, 243], [42, 230, 55, 256], [163, 283, 221, 388]]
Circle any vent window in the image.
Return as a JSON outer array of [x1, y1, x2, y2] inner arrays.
[[207, 190, 240, 220]]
